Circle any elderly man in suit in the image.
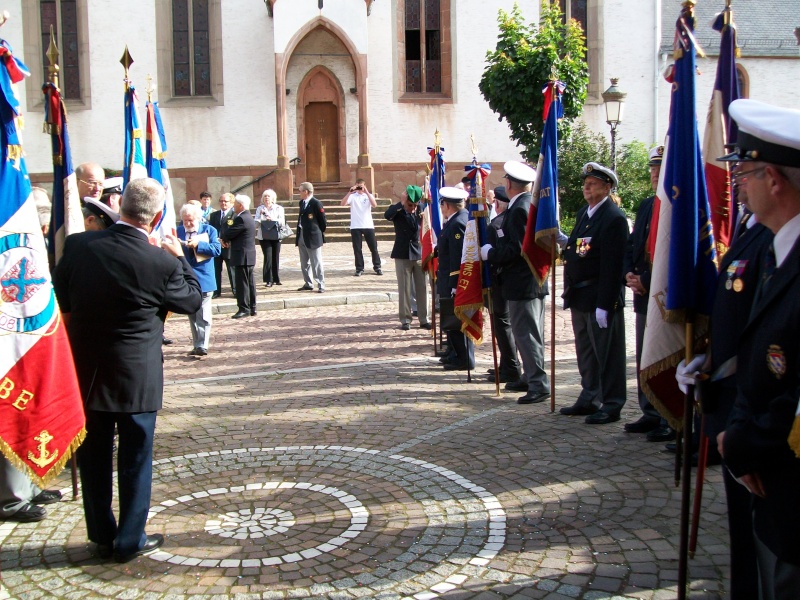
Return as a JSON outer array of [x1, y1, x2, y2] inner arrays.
[[560, 162, 628, 424], [223, 194, 258, 318], [295, 181, 327, 293], [385, 185, 430, 330], [480, 162, 551, 404], [53, 178, 202, 563], [209, 192, 236, 299]]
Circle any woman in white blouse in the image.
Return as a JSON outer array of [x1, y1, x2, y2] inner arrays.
[[254, 189, 286, 287]]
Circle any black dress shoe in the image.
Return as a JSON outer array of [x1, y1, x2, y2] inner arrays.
[[266, 283, 273, 288], [560, 404, 597, 416], [400, 323, 411, 330], [518, 391, 549, 404], [297, 284, 313, 291], [443, 362, 470, 371], [412, 310, 418, 317], [585, 410, 620, 425], [419, 322, 432, 330], [31, 489, 62, 505], [250, 311, 257, 316], [212, 292, 221, 299], [647, 426, 676, 442], [95, 543, 113, 559], [231, 311, 249, 319], [624, 416, 661, 433], [487, 373, 521, 384], [504, 380, 528, 392], [114, 534, 164, 564], [375, 269, 383, 276], [6, 503, 46, 522], [161, 337, 173, 345], [665, 442, 678, 454], [354, 270, 363, 277], [275, 281, 282, 285], [192, 348, 208, 357]]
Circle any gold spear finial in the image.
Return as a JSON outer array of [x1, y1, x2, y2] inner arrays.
[[46, 25, 60, 88], [145, 73, 154, 102], [0, 11, 10, 29], [470, 133, 478, 159], [434, 128, 441, 149], [120, 46, 134, 86]]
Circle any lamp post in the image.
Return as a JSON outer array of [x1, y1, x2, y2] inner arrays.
[[601, 78, 627, 173]]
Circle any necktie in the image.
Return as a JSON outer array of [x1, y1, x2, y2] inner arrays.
[[751, 244, 776, 316]]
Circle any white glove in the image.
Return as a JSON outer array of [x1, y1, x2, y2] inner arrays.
[[595, 308, 608, 328], [451, 288, 457, 297], [675, 354, 706, 394], [480, 244, 492, 261], [556, 230, 568, 249]]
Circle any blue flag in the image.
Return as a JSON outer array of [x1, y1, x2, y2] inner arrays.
[[428, 146, 446, 238], [123, 84, 147, 187], [664, 7, 717, 319], [145, 100, 177, 237]]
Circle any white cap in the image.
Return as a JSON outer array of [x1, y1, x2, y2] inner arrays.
[[581, 162, 618, 188], [718, 99, 800, 167], [438, 186, 469, 202], [648, 145, 664, 166], [102, 176, 123, 194], [503, 161, 537, 184], [83, 197, 120, 228]]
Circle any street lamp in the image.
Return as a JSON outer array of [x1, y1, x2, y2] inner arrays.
[[601, 78, 627, 173]]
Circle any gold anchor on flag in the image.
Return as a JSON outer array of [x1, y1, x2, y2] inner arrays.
[[28, 430, 59, 468]]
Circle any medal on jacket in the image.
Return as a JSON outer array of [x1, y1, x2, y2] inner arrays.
[[767, 344, 787, 378], [576, 237, 591, 257], [724, 260, 747, 292], [227, 219, 233, 226]]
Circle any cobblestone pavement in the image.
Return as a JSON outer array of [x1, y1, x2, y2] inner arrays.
[[0, 243, 731, 599]]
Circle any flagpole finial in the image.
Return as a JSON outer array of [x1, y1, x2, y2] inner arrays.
[[0, 11, 10, 28], [145, 73, 154, 102], [434, 128, 441, 149], [470, 134, 478, 160], [120, 46, 134, 84], [46, 25, 60, 88]]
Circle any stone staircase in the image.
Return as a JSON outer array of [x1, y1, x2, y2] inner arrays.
[[283, 182, 398, 243]]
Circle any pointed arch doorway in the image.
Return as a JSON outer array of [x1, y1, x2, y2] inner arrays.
[[298, 67, 345, 183]]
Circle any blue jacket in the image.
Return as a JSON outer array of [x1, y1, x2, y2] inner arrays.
[[177, 222, 222, 293]]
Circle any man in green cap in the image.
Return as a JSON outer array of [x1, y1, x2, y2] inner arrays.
[[384, 185, 430, 330]]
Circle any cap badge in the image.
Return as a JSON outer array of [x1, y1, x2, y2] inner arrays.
[[767, 344, 787, 379], [455, 233, 462, 240]]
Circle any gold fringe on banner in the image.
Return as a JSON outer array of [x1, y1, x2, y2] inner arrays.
[[0, 428, 86, 489]]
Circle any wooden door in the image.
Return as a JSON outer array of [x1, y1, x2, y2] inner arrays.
[[304, 102, 340, 182]]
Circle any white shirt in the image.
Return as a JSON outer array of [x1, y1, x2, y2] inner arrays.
[[346, 192, 374, 229], [586, 196, 609, 219], [774, 211, 800, 268], [254, 203, 285, 240], [507, 191, 525, 209]]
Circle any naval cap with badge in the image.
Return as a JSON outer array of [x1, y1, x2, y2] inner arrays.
[[503, 161, 537, 185], [648, 145, 665, 166], [493, 185, 510, 204], [438, 186, 469, 204], [717, 99, 800, 168], [581, 162, 618, 188], [102, 176, 123, 195], [83, 197, 120, 229]]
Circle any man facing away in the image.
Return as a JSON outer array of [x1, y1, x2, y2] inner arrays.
[[53, 177, 202, 563], [342, 178, 382, 276], [222, 194, 257, 318]]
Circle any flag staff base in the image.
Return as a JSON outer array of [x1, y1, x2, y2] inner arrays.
[[550, 239, 557, 412], [486, 288, 501, 397], [678, 321, 695, 600]]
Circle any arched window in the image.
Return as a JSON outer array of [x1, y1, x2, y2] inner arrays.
[[736, 64, 750, 99]]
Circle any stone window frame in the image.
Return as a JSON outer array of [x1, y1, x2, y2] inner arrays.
[[154, 0, 224, 107], [550, 0, 604, 103], [395, 0, 453, 104], [21, 0, 92, 112]]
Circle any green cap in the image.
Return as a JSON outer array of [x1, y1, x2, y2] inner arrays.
[[406, 185, 423, 204]]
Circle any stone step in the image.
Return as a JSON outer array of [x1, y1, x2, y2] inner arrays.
[[283, 196, 398, 243]]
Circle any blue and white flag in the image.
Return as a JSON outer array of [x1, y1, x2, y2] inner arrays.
[[145, 100, 176, 238], [123, 84, 147, 187]]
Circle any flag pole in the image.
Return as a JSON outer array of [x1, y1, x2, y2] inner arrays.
[[678, 321, 695, 600], [689, 418, 709, 556], [45, 28, 79, 501], [550, 237, 556, 412]]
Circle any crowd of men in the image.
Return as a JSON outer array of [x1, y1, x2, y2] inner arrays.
[[2, 99, 799, 597]]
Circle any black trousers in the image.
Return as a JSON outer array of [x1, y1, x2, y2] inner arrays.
[[214, 256, 236, 295], [490, 284, 521, 379], [350, 229, 381, 272], [234, 264, 257, 313], [259, 239, 282, 284]]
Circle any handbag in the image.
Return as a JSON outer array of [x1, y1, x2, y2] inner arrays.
[[278, 223, 293, 240], [260, 219, 280, 241]]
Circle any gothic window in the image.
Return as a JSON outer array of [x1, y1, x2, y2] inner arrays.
[[551, 0, 602, 100], [172, 0, 211, 97], [39, 0, 80, 99], [558, 0, 588, 35], [398, 0, 452, 101]]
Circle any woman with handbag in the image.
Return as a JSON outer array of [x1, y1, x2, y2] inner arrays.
[[254, 189, 286, 287]]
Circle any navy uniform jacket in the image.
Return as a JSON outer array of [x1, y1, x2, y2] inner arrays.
[[295, 196, 327, 250], [384, 202, 422, 260], [53, 224, 202, 413], [437, 208, 468, 297], [563, 198, 628, 313], [209, 208, 232, 260], [223, 209, 257, 266], [486, 192, 548, 301], [623, 196, 654, 315], [725, 233, 800, 565]]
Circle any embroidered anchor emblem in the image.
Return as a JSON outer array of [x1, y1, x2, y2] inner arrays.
[[27, 430, 59, 468]]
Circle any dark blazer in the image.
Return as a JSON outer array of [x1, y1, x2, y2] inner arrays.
[[53, 224, 202, 413], [486, 192, 548, 301], [295, 196, 327, 250], [209, 208, 233, 260], [563, 198, 628, 313], [623, 195, 655, 315], [385, 202, 422, 260], [224, 209, 257, 266], [725, 232, 800, 564], [436, 208, 468, 297]]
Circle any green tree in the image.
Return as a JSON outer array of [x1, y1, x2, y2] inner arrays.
[[479, 2, 588, 161]]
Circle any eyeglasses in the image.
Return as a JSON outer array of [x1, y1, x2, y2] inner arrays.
[[732, 166, 766, 182], [79, 179, 103, 189]]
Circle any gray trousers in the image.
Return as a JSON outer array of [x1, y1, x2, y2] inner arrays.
[[0, 455, 40, 518], [395, 259, 428, 325], [188, 292, 213, 350], [491, 286, 521, 379], [635, 311, 662, 420], [571, 307, 627, 415], [298, 235, 325, 290], [754, 526, 800, 600], [508, 297, 549, 395]]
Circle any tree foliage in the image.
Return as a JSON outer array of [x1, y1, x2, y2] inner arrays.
[[479, 3, 588, 161]]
